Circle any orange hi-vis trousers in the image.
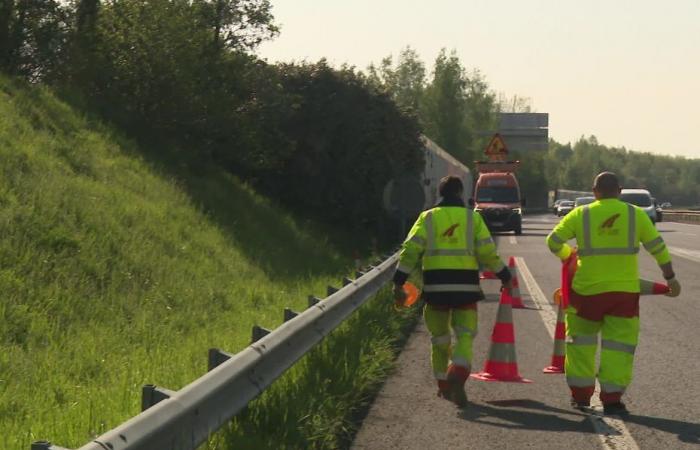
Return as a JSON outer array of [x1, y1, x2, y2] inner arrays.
[[565, 291, 640, 405]]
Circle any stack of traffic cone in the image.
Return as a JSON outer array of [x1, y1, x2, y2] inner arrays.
[[640, 279, 670, 295], [471, 287, 532, 383], [543, 288, 566, 374], [508, 256, 525, 309]]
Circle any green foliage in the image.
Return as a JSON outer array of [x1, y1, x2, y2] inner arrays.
[[0, 74, 414, 450], [369, 48, 498, 166], [543, 136, 700, 206], [209, 288, 417, 450], [0, 0, 70, 81], [244, 61, 424, 226]]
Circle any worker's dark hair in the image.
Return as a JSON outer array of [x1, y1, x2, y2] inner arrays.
[[439, 176, 463, 198], [593, 171, 621, 197]]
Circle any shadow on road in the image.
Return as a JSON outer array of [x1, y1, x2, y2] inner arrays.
[[625, 414, 700, 444], [458, 399, 595, 433]]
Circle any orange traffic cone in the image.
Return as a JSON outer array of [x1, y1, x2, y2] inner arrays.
[[640, 279, 670, 295], [508, 257, 525, 309], [471, 288, 532, 383], [543, 289, 566, 374]]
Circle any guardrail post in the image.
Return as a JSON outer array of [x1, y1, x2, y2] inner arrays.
[[141, 384, 176, 412], [252, 325, 271, 343], [327, 285, 339, 295], [342, 277, 353, 287], [355, 270, 365, 278], [283, 308, 299, 322], [308, 295, 321, 307], [208, 348, 235, 371]]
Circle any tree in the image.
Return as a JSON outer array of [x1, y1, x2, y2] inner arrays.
[[366, 46, 427, 121], [192, 0, 278, 51], [71, 0, 100, 86], [0, 0, 14, 72], [421, 49, 470, 161]]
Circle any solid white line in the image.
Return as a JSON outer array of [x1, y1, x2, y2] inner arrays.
[[668, 246, 700, 264], [516, 257, 641, 450], [509, 236, 517, 245]]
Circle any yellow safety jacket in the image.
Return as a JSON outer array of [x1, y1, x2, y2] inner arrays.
[[394, 198, 509, 306], [546, 198, 671, 295]]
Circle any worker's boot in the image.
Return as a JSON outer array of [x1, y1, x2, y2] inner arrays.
[[436, 380, 451, 400], [603, 402, 629, 416], [445, 364, 469, 407]]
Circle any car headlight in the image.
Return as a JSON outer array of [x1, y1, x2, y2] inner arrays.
[[512, 208, 522, 214]]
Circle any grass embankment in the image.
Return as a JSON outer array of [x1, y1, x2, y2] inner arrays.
[[0, 76, 416, 450]]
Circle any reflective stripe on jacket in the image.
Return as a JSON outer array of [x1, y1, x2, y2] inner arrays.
[[394, 199, 507, 306], [546, 198, 671, 295]]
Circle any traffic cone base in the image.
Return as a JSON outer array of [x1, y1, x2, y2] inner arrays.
[[471, 369, 532, 383], [543, 355, 565, 374], [471, 287, 532, 383]]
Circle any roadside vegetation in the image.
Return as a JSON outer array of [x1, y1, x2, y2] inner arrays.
[[0, 74, 417, 450]]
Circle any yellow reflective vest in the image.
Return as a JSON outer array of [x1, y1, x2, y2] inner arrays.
[[546, 198, 671, 295], [394, 199, 509, 306]]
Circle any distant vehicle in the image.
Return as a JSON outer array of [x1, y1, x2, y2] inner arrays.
[[556, 200, 575, 216], [574, 196, 596, 207], [660, 202, 672, 209], [620, 189, 658, 223], [551, 199, 564, 215], [652, 198, 663, 223], [473, 161, 523, 235]]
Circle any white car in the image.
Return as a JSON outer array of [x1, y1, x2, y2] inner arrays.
[[620, 189, 657, 223], [557, 200, 575, 216]]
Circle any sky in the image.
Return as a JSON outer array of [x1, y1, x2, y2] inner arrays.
[[258, 0, 700, 159]]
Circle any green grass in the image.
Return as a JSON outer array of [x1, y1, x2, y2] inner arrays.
[[0, 75, 415, 450]]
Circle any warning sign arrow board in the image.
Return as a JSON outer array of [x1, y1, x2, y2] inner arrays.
[[484, 133, 508, 161]]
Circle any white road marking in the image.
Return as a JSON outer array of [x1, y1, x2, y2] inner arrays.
[[509, 236, 517, 245], [668, 246, 700, 264], [516, 257, 641, 450]]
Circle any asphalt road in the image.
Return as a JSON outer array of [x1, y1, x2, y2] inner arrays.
[[352, 215, 700, 450]]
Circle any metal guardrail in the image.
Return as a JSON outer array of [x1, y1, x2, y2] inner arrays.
[[662, 209, 700, 224], [32, 252, 400, 450]]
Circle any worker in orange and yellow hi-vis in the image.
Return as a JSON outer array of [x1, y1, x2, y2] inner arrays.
[[393, 176, 512, 407], [546, 172, 681, 416]]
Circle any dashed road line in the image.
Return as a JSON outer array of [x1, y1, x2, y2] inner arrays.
[[668, 246, 700, 264], [509, 236, 517, 245], [516, 257, 641, 450]]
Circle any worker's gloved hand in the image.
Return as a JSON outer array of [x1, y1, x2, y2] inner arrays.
[[393, 284, 407, 304], [665, 277, 681, 297]]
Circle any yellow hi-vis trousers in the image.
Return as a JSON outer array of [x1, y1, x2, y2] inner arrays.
[[423, 304, 478, 380], [565, 291, 640, 404]]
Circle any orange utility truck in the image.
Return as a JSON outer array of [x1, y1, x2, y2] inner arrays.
[[473, 134, 524, 235]]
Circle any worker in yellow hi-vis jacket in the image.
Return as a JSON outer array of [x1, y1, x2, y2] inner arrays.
[[393, 176, 512, 407], [546, 172, 681, 416]]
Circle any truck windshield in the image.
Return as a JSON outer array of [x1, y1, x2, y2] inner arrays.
[[620, 193, 652, 207], [476, 187, 519, 203]]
